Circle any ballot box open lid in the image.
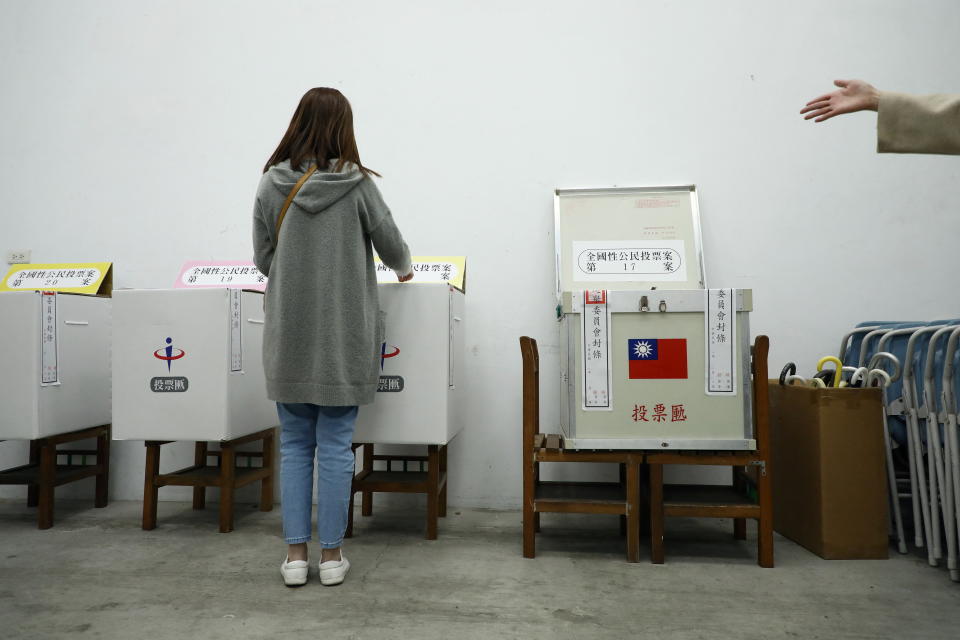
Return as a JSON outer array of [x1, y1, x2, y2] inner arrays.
[[375, 256, 467, 294], [554, 185, 705, 296]]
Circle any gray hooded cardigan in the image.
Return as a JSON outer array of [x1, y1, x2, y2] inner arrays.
[[252, 159, 411, 406]]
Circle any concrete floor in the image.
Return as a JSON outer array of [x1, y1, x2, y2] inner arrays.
[[1, 499, 959, 640]]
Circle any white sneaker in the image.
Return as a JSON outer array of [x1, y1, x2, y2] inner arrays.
[[319, 555, 350, 586], [280, 557, 309, 587]]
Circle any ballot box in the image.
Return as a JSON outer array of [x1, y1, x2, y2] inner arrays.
[[112, 287, 276, 441], [0, 263, 113, 440], [354, 258, 466, 445], [555, 186, 754, 450]]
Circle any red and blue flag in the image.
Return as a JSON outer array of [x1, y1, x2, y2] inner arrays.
[[627, 339, 687, 379]]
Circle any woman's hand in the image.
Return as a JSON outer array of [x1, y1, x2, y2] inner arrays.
[[801, 79, 880, 122], [397, 271, 414, 282]]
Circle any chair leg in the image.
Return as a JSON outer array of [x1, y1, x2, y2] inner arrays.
[[734, 518, 747, 540], [619, 463, 627, 536], [259, 430, 275, 512], [94, 426, 110, 508], [426, 445, 439, 540], [193, 442, 207, 510], [27, 439, 41, 508], [219, 445, 236, 533], [732, 465, 746, 539], [649, 463, 664, 564], [37, 441, 55, 530], [533, 461, 541, 533], [142, 442, 161, 531], [626, 461, 640, 563], [758, 460, 774, 568], [361, 443, 373, 517]]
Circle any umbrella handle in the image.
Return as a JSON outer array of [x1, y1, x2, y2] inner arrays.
[[779, 362, 797, 385], [867, 369, 892, 388], [817, 356, 843, 387], [808, 377, 827, 389], [867, 351, 902, 383]]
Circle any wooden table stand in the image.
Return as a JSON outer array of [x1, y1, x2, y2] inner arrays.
[[142, 427, 276, 533], [0, 424, 111, 529], [345, 442, 448, 540]]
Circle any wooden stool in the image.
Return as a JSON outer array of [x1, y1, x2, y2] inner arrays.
[[345, 442, 448, 540], [520, 337, 641, 562], [0, 424, 111, 529], [142, 427, 275, 533], [646, 335, 773, 567]]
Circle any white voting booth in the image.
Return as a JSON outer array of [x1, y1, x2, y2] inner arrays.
[[0, 264, 113, 440], [354, 257, 466, 445], [112, 264, 275, 442], [555, 187, 754, 450]]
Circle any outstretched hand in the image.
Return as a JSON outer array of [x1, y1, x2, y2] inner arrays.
[[397, 271, 414, 282], [801, 79, 880, 122]]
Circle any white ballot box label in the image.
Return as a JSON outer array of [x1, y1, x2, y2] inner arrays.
[[176, 262, 267, 290], [229, 289, 242, 372], [40, 292, 59, 385], [581, 290, 613, 410], [572, 240, 688, 283], [705, 288, 736, 395]]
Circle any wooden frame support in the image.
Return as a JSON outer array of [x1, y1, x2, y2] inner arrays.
[[141, 427, 276, 533], [0, 424, 112, 530], [346, 442, 449, 541]]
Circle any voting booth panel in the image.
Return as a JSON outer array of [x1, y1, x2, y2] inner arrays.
[[0, 292, 112, 440], [112, 288, 276, 442], [354, 283, 465, 445], [555, 186, 754, 450]]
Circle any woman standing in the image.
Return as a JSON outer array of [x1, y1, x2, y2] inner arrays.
[[253, 88, 412, 587]]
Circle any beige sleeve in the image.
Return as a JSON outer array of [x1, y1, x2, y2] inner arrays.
[[877, 91, 960, 155]]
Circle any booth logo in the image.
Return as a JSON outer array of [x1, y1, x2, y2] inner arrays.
[[378, 341, 403, 392], [380, 342, 400, 370], [151, 337, 188, 392], [154, 337, 186, 372]]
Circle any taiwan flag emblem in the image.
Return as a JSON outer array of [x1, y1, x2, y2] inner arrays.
[[627, 339, 688, 379]]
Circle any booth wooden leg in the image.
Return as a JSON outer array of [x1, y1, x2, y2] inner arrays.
[[192, 442, 207, 510], [27, 440, 41, 508], [37, 442, 55, 530], [626, 461, 640, 563], [142, 442, 161, 530], [361, 444, 373, 517], [95, 426, 110, 508], [439, 444, 448, 518], [259, 430, 274, 512], [345, 487, 355, 538], [219, 445, 236, 533], [650, 463, 665, 564], [426, 445, 439, 540]]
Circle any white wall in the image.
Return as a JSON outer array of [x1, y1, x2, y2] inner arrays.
[[2, 1, 959, 508]]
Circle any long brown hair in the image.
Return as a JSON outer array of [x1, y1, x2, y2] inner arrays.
[[263, 88, 380, 177]]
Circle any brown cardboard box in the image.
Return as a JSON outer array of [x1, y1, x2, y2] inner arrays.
[[768, 382, 889, 559]]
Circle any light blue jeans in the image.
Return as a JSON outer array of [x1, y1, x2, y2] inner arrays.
[[278, 403, 358, 549]]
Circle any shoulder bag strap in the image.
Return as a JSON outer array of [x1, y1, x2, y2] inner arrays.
[[273, 164, 318, 249]]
